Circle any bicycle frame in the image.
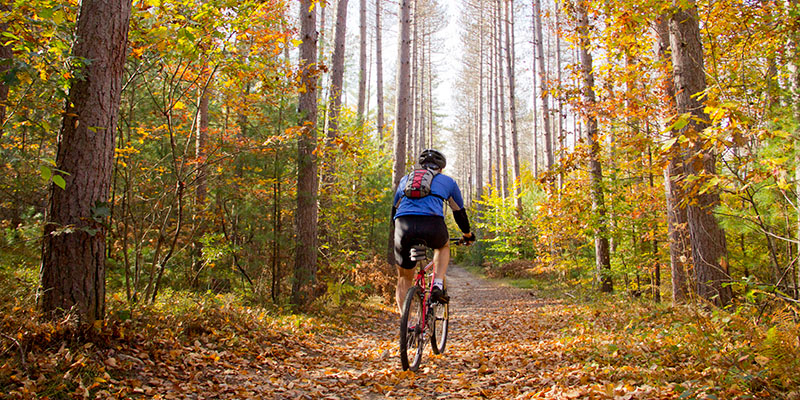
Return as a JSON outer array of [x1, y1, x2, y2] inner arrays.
[[412, 258, 437, 330]]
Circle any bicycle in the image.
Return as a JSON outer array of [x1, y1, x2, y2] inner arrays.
[[399, 237, 462, 371]]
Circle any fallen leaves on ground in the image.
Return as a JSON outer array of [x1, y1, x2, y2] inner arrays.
[[2, 266, 799, 399]]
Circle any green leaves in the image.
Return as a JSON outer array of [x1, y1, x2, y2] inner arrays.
[[39, 159, 69, 190]]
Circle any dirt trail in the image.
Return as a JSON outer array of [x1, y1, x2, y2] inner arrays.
[[252, 264, 558, 399]]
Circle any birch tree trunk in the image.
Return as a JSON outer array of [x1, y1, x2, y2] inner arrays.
[[39, 0, 131, 322], [192, 76, 210, 288], [292, 0, 320, 306], [669, 3, 732, 306]]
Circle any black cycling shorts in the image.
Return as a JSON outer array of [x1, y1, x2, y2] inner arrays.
[[393, 215, 448, 269]]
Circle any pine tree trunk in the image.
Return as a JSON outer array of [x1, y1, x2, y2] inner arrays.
[[531, 2, 539, 179], [389, 0, 412, 265], [505, 0, 522, 214], [476, 0, 485, 203], [656, 15, 690, 304], [292, 0, 320, 306], [39, 0, 131, 322], [555, 5, 564, 191], [533, 0, 553, 172], [357, 0, 367, 122], [327, 0, 348, 141], [576, 0, 612, 293], [669, 3, 732, 306], [497, 0, 509, 199], [487, 7, 494, 194], [492, 0, 501, 194], [375, 0, 385, 143]]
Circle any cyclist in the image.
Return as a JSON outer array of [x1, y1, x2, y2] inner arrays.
[[392, 149, 476, 312]]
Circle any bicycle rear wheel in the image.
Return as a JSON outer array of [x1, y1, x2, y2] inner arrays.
[[430, 300, 449, 354], [399, 285, 425, 371]]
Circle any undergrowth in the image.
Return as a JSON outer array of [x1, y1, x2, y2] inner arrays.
[[0, 269, 384, 399], [484, 258, 800, 399]]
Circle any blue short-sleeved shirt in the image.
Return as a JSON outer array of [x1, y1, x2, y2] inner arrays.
[[393, 172, 465, 219]]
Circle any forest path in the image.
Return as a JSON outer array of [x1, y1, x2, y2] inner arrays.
[[247, 265, 605, 399]]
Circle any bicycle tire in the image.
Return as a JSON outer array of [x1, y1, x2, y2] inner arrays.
[[399, 285, 425, 371], [430, 301, 449, 354]]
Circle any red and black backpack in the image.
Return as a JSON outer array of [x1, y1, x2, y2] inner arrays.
[[395, 168, 444, 207]]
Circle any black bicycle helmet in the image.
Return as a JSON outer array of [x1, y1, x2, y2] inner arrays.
[[418, 149, 446, 170]]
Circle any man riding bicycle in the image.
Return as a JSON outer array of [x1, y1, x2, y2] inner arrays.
[[392, 149, 476, 312]]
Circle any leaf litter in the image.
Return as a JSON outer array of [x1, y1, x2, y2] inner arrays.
[[2, 265, 797, 398]]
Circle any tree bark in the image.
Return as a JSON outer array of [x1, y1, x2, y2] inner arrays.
[[388, 0, 412, 265], [576, 0, 612, 293], [656, 14, 690, 304], [476, 0, 484, 203], [375, 0, 385, 143], [327, 0, 348, 141], [788, 0, 800, 299], [505, 0, 522, 214], [531, 2, 538, 178], [192, 76, 211, 288], [39, 0, 131, 322], [292, 0, 320, 306], [533, 0, 553, 172], [496, 0, 508, 198], [669, 3, 732, 306], [357, 0, 367, 122]]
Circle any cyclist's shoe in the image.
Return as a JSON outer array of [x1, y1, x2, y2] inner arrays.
[[430, 286, 449, 304]]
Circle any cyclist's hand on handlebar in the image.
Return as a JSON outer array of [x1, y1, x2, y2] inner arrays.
[[459, 232, 476, 245]]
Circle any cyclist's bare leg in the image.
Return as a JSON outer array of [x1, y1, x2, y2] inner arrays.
[[433, 241, 450, 283], [396, 266, 415, 312]]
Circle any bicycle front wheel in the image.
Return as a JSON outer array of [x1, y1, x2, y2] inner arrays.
[[399, 285, 425, 371]]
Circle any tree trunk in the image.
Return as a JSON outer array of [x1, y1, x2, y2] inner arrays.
[[491, 0, 500, 194], [193, 77, 211, 288], [669, 3, 732, 306], [357, 0, 367, 122], [656, 14, 690, 304], [555, 5, 564, 192], [576, 0, 612, 293], [375, 0, 385, 143], [39, 0, 131, 322], [389, 0, 412, 265], [327, 0, 348, 141], [476, 0, 485, 203], [487, 6, 494, 194], [531, 2, 538, 179], [533, 0, 553, 172], [505, 0, 522, 214], [788, 0, 800, 299], [292, 0, 320, 306], [495, 0, 508, 198]]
